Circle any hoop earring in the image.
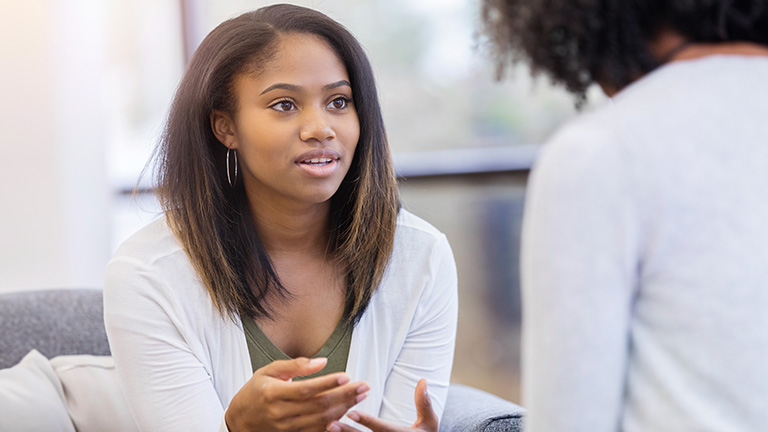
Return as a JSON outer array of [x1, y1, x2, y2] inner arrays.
[[226, 148, 238, 188]]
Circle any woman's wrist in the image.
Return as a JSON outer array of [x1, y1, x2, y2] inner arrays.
[[224, 399, 243, 432]]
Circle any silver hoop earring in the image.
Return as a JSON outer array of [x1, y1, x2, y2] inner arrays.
[[226, 148, 238, 187]]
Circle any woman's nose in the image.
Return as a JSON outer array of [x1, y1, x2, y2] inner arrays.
[[299, 108, 336, 143]]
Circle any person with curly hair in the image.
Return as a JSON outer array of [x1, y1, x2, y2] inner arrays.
[[482, 1, 768, 430]]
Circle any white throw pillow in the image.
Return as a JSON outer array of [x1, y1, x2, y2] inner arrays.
[[0, 349, 76, 432], [50, 355, 139, 432]]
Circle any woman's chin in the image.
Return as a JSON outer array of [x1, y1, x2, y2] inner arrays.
[[287, 185, 343, 207]]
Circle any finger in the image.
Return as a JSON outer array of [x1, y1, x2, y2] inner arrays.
[[268, 386, 367, 432], [280, 381, 369, 417], [258, 357, 327, 381], [413, 379, 439, 430], [273, 372, 351, 401], [346, 410, 401, 432], [327, 420, 362, 432], [282, 389, 367, 431]]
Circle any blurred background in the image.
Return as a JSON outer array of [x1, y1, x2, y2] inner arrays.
[[0, 0, 602, 403]]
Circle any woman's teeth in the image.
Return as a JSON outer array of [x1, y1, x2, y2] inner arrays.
[[303, 158, 333, 166]]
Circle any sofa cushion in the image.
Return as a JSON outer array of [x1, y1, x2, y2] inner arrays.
[[0, 349, 76, 432], [0, 288, 110, 370], [50, 354, 139, 432], [439, 384, 525, 432]]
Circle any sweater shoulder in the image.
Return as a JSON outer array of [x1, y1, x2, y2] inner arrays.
[[110, 216, 185, 268], [395, 209, 446, 239]]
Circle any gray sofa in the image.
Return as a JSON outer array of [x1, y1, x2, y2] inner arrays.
[[0, 288, 524, 431]]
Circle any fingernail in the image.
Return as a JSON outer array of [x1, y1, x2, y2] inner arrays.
[[356, 392, 367, 403], [328, 423, 341, 432], [337, 374, 350, 385], [357, 384, 369, 394], [347, 411, 361, 422], [309, 357, 327, 367]]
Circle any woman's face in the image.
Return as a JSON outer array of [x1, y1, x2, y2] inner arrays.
[[216, 33, 360, 209]]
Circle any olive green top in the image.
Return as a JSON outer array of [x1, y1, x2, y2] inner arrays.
[[240, 314, 352, 379]]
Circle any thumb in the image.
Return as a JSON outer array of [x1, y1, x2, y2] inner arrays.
[[413, 379, 439, 430], [259, 357, 328, 381]]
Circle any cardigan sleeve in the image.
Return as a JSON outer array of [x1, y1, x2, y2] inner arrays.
[[376, 234, 459, 426], [104, 256, 229, 432], [520, 120, 640, 432]]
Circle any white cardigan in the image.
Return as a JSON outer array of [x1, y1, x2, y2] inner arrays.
[[104, 210, 458, 432]]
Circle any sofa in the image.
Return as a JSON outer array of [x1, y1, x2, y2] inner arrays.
[[0, 288, 524, 431]]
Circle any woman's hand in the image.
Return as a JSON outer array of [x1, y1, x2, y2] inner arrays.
[[225, 357, 369, 432], [326, 379, 438, 432]]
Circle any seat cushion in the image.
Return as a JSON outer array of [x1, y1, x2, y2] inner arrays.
[[0, 349, 76, 432]]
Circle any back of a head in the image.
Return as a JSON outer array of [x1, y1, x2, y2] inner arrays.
[[482, 0, 768, 99]]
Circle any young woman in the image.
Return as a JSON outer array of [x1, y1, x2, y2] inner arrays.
[[104, 5, 457, 432], [482, 1, 768, 431]]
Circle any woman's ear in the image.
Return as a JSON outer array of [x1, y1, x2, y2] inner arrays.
[[210, 110, 238, 149]]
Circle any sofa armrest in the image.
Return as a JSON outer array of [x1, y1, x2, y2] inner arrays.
[[440, 384, 525, 432]]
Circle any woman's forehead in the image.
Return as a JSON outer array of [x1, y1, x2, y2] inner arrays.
[[254, 33, 349, 87]]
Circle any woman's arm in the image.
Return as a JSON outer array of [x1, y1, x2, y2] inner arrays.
[[104, 256, 230, 431], [520, 122, 640, 432], [338, 234, 459, 431], [377, 235, 458, 424]]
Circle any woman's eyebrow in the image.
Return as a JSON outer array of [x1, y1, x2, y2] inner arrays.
[[260, 83, 300, 95], [259, 80, 351, 95], [323, 80, 351, 90]]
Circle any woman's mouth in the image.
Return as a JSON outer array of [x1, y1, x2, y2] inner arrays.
[[296, 156, 340, 177], [300, 157, 334, 167], [294, 149, 342, 177]]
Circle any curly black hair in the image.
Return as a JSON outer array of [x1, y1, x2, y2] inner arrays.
[[482, 0, 768, 101]]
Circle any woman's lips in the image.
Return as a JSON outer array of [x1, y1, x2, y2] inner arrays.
[[295, 148, 342, 163], [295, 149, 342, 177], [296, 159, 339, 177]]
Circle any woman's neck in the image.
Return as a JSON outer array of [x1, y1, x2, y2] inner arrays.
[[247, 195, 331, 258], [652, 29, 768, 63], [600, 30, 768, 96]]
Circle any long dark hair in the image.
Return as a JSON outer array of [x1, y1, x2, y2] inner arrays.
[[152, 4, 399, 324], [482, 0, 768, 101]]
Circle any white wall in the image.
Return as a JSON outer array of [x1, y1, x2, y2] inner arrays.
[[0, 0, 111, 293]]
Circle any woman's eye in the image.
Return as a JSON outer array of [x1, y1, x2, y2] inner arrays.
[[328, 97, 349, 110], [271, 100, 295, 112]]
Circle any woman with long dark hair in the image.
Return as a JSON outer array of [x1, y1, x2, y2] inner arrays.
[[482, 1, 768, 430], [104, 5, 457, 432]]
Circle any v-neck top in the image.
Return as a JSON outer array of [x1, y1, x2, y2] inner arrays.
[[240, 313, 352, 379]]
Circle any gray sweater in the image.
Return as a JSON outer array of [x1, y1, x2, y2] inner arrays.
[[521, 55, 768, 431]]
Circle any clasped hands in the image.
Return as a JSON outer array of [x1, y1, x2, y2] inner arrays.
[[224, 357, 437, 432]]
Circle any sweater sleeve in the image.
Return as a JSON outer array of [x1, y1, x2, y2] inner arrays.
[[520, 119, 640, 431], [377, 234, 459, 426], [104, 256, 229, 432]]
